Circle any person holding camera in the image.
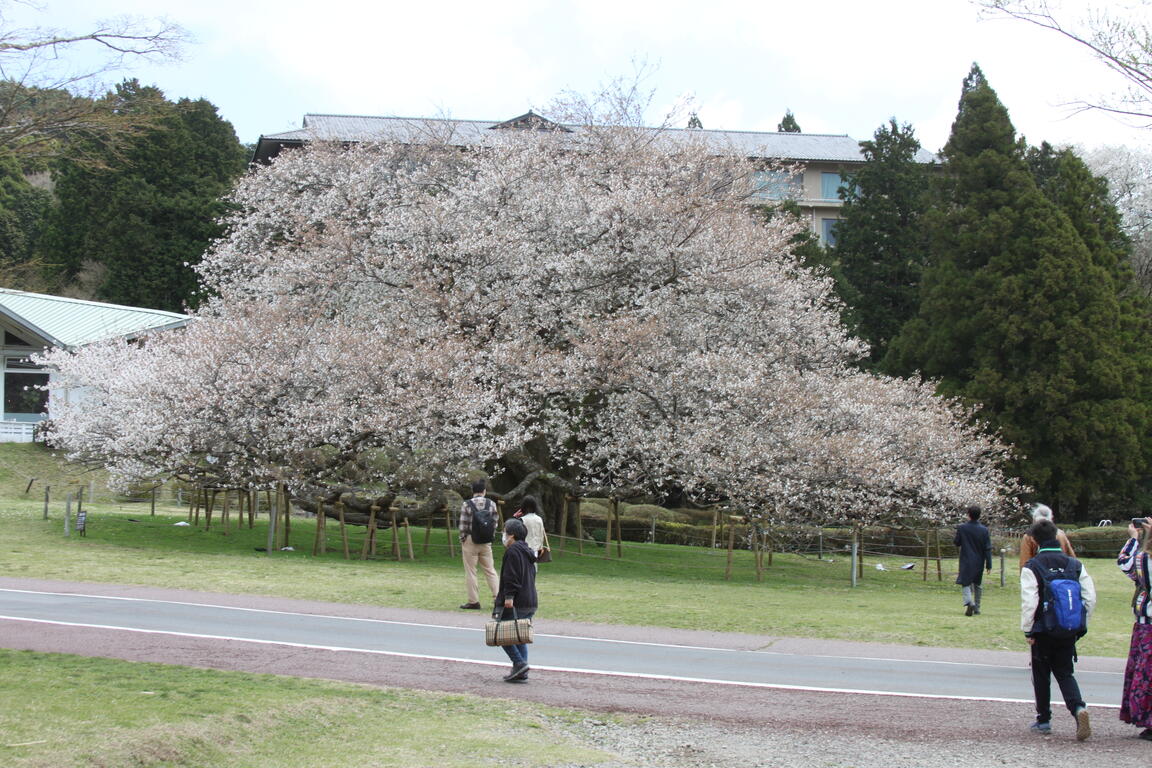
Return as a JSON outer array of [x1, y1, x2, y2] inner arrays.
[[1119, 516, 1152, 741]]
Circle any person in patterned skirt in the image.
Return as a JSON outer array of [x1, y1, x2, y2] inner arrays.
[[1119, 516, 1152, 742]]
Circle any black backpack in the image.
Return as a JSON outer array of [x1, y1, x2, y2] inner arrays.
[[467, 498, 496, 545]]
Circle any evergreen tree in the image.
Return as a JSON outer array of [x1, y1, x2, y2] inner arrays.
[[42, 80, 247, 311], [886, 64, 1152, 517], [832, 119, 931, 368], [777, 110, 801, 133]]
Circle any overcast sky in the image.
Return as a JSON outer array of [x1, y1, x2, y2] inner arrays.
[[16, 0, 1150, 152]]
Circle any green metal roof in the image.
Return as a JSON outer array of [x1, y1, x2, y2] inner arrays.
[[0, 288, 190, 349]]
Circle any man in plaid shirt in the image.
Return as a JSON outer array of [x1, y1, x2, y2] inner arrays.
[[459, 478, 499, 609]]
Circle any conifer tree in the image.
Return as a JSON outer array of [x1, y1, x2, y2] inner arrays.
[[41, 80, 246, 311], [832, 119, 931, 368], [887, 64, 1152, 517], [777, 110, 801, 132]]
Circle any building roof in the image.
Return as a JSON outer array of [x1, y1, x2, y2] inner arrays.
[[0, 288, 190, 349], [253, 113, 939, 165]]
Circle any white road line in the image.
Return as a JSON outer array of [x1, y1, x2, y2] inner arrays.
[[0, 614, 1123, 708]]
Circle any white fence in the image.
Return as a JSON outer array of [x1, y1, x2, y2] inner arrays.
[[0, 420, 37, 443]]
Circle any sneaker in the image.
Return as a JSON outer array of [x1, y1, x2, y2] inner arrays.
[[1030, 721, 1051, 735], [965, 604, 975, 616], [459, 602, 481, 610], [1075, 708, 1091, 741]]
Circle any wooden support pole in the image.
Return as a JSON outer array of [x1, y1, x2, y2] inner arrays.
[[282, 487, 291, 547], [337, 501, 350, 559], [42, 484, 49, 520], [205, 489, 215, 531], [724, 519, 736, 580], [150, 486, 156, 517], [923, 529, 929, 582], [711, 507, 719, 549], [405, 516, 415, 561], [754, 524, 764, 583], [187, 488, 195, 523], [389, 507, 401, 561], [361, 504, 379, 559], [559, 497, 570, 555], [575, 498, 584, 555], [935, 528, 943, 582], [222, 488, 231, 536], [613, 497, 623, 558], [312, 497, 326, 557]]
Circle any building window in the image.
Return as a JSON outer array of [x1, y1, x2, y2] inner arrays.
[[821, 172, 845, 201], [4, 357, 48, 421], [821, 218, 840, 247], [751, 170, 803, 201]]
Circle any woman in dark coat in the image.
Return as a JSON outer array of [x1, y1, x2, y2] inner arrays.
[[494, 518, 537, 682], [954, 505, 992, 616]]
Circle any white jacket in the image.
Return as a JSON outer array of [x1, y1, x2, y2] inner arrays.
[[1020, 561, 1096, 633]]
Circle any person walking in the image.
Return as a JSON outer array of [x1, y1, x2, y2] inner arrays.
[[494, 517, 538, 682], [1018, 503, 1076, 569], [954, 505, 992, 616], [1022, 518, 1095, 740], [1119, 516, 1152, 742], [458, 478, 499, 610]]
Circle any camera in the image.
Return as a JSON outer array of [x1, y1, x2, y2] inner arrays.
[[1132, 518, 1149, 527]]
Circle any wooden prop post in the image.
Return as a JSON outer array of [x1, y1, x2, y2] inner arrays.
[[389, 507, 401, 561], [754, 524, 764, 582], [312, 497, 328, 556], [935, 528, 943, 582], [204, 489, 216, 531], [711, 508, 719, 549], [42, 485, 49, 520], [150, 486, 157, 517], [923, 529, 929, 582], [613, 497, 623, 558], [361, 504, 379, 559], [575, 498, 584, 555], [404, 514, 415, 560], [337, 501, 350, 559], [187, 488, 195, 523], [444, 504, 456, 558], [221, 489, 230, 536], [281, 487, 291, 548], [559, 497, 570, 556], [724, 518, 737, 580]]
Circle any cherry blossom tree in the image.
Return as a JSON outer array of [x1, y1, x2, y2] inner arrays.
[[39, 89, 1021, 526]]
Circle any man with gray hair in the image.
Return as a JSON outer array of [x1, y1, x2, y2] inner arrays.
[[1019, 504, 1076, 569]]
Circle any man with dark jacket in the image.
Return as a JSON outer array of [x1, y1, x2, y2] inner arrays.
[[494, 518, 538, 682], [954, 505, 992, 616], [1021, 518, 1095, 740]]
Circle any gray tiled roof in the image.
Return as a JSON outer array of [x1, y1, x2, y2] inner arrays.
[[256, 114, 938, 165], [0, 288, 190, 349]]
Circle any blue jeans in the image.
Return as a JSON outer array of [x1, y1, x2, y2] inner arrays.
[[499, 608, 535, 666]]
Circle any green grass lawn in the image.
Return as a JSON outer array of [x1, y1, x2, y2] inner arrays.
[[0, 497, 1136, 657], [0, 650, 619, 768]]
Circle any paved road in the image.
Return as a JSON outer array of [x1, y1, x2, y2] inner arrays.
[[0, 585, 1125, 706]]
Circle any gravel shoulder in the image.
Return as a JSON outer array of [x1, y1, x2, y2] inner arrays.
[[1, 576, 1147, 767]]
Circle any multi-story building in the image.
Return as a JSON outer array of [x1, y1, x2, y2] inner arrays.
[[253, 112, 936, 246]]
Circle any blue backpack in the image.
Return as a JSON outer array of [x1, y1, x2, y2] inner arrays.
[[1029, 557, 1087, 639]]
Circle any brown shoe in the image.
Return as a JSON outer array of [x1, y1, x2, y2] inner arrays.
[[1075, 708, 1091, 741]]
